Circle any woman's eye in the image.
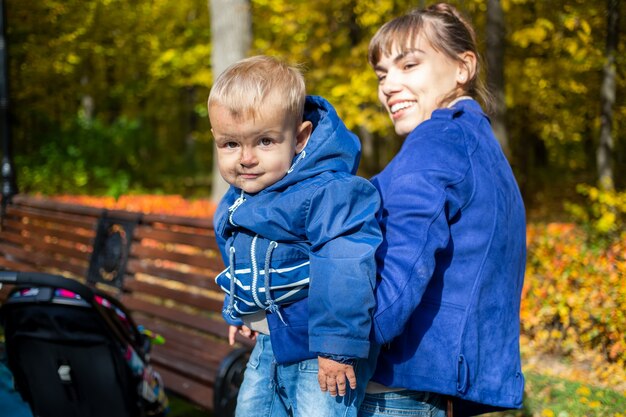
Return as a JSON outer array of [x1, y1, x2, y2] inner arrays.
[[404, 63, 417, 70], [376, 73, 386, 83]]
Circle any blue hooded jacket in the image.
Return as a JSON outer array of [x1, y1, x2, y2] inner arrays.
[[0, 362, 33, 417], [214, 95, 382, 364], [370, 99, 526, 415]]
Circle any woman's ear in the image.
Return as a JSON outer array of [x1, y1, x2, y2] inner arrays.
[[295, 120, 313, 153], [457, 51, 477, 85]]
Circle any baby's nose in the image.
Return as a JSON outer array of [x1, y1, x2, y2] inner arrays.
[[240, 147, 257, 166]]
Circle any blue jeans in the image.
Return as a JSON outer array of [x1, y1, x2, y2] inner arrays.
[[359, 390, 446, 417], [235, 334, 378, 417]]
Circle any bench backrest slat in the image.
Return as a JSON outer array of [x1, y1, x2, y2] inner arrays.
[[2, 230, 92, 261], [120, 296, 228, 339], [135, 226, 217, 248], [0, 241, 88, 277], [6, 205, 101, 230], [123, 278, 224, 313], [126, 259, 221, 291], [130, 244, 221, 270], [4, 218, 95, 246]]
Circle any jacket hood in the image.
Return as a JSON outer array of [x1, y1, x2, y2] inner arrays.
[[263, 95, 361, 193]]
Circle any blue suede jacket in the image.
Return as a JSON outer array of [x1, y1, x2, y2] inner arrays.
[[214, 96, 381, 364], [370, 99, 526, 415]]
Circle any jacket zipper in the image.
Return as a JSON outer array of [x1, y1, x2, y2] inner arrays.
[[250, 235, 264, 309], [228, 190, 246, 226]]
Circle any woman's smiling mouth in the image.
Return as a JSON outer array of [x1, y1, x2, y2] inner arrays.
[[390, 101, 416, 115]]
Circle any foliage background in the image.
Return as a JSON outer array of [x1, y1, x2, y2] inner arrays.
[[3, 0, 625, 209]]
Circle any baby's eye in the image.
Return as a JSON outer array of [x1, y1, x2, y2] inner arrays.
[[260, 137, 273, 146], [225, 141, 239, 149]]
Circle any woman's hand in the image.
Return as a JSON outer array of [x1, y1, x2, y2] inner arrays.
[[317, 356, 357, 397]]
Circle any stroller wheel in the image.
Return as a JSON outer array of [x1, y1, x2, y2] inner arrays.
[[213, 347, 250, 417]]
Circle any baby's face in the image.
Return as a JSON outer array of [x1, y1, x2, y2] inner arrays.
[[210, 103, 310, 194]]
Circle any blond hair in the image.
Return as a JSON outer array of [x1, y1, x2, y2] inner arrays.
[[368, 3, 494, 113], [208, 55, 306, 124]]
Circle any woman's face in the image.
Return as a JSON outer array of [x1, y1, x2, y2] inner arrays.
[[374, 33, 464, 137]]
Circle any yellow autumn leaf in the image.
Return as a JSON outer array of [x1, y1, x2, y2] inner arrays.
[[595, 211, 616, 233], [564, 16, 578, 31], [581, 20, 591, 34]]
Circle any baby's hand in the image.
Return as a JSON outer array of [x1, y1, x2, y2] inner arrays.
[[317, 356, 357, 397], [228, 325, 257, 345]]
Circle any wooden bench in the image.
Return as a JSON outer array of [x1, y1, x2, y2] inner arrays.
[[0, 194, 252, 415]]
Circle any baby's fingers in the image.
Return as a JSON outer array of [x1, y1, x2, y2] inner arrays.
[[326, 375, 338, 397], [346, 366, 357, 390], [318, 370, 328, 392], [336, 375, 348, 397]]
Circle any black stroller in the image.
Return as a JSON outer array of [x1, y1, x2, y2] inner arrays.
[[0, 271, 168, 417]]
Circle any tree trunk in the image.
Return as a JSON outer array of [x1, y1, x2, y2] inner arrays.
[[81, 75, 94, 122], [1, 0, 17, 209], [209, 0, 252, 202], [486, 0, 510, 158], [597, 0, 619, 191]]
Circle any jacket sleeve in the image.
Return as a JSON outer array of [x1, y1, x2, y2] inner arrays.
[[305, 175, 382, 359]]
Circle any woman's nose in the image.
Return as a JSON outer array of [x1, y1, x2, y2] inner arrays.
[[381, 71, 402, 96]]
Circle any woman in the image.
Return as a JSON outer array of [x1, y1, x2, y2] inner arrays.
[[361, 4, 526, 417]]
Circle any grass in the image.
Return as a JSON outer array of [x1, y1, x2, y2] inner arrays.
[[167, 394, 212, 417], [483, 372, 626, 417], [523, 372, 626, 417]]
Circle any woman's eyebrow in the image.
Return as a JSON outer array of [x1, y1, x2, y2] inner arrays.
[[395, 48, 424, 61], [375, 48, 424, 71]]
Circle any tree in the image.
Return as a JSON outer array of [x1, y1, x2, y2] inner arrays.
[[486, 0, 510, 157], [503, 1, 612, 205], [1, 0, 17, 207], [209, 0, 252, 202], [598, 0, 620, 191]]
